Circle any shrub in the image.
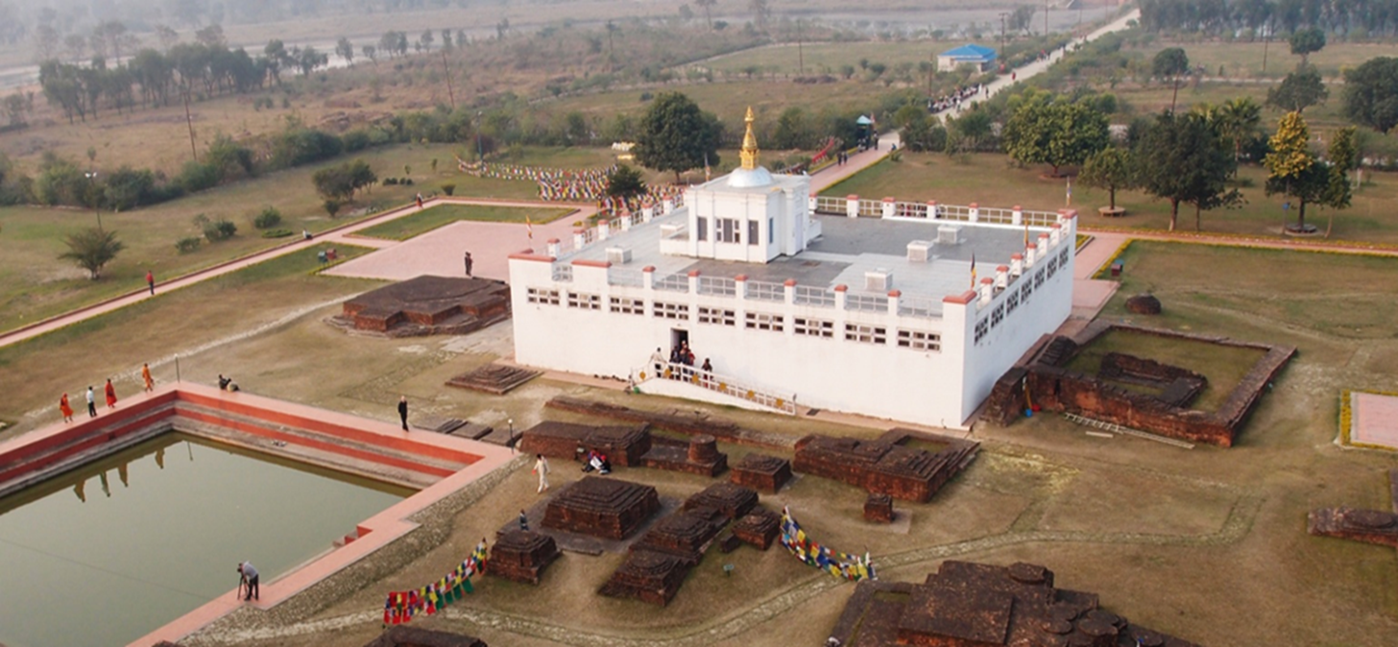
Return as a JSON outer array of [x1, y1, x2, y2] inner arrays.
[[261, 228, 294, 238], [383, 177, 399, 185], [253, 206, 283, 229], [178, 161, 221, 192], [203, 218, 237, 242], [440, 183, 456, 195], [175, 236, 202, 253]]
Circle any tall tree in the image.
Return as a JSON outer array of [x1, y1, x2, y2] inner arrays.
[[749, 0, 770, 32], [606, 165, 646, 201], [695, 0, 716, 29], [336, 37, 354, 65], [1321, 126, 1358, 236], [1151, 47, 1190, 112], [1342, 57, 1398, 134], [1263, 111, 1326, 233], [1211, 97, 1263, 163], [634, 92, 722, 183], [1288, 27, 1326, 65], [1002, 92, 1109, 177], [1266, 66, 1327, 113], [1136, 112, 1238, 231], [1079, 146, 1137, 212], [59, 227, 125, 280]]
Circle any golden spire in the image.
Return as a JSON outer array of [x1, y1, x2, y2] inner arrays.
[[740, 106, 759, 171]]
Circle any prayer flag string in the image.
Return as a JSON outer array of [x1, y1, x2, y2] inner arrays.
[[382, 540, 489, 626], [779, 506, 876, 582]]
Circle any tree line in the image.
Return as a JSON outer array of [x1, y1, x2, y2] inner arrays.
[[1138, 0, 1398, 37]]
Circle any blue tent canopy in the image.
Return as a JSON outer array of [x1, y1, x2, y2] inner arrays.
[[939, 44, 997, 62], [856, 115, 874, 125]]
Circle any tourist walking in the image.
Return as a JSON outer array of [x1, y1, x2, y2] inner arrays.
[[104, 379, 117, 409], [649, 347, 665, 377], [416, 193, 424, 209], [142, 363, 154, 392], [146, 270, 155, 295], [237, 561, 260, 601], [60, 393, 74, 423], [533, 454, 550, 493], [85, 386, 97, 417], [397, 395, 409, 431], [463, 251, 473, 277]]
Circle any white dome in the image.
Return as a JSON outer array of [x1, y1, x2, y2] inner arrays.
[[726, 166, 774, 188]]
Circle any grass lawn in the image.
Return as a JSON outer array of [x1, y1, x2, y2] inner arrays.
[[0, 242, 379, 433], [701, 40, 965, 75], [353, 204, 574, 241], [1062, 327, 1267, 412], [1131, 39, 1395, 80], [820, 152, 1398, 242], [0, 143, 619, 333]]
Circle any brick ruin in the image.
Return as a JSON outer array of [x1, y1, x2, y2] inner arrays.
[[519, 420, 728, 476], [487, 530, 561, 585], [983, 323, 1295, 447], [730, 507, 782, 550], [545, 395, 795, 448], [542, 476, 660, 541], [864, 493, 894, 523], [330, 276, 510, 337], [445, 363, 541, 395], [361, 626, 488, 647], [599, 483, 766, 606], [731, 453, 793, 493], [829, 560, 1202, 647], [1308, 469, 1398, 550], [792, 428, 979, 503]]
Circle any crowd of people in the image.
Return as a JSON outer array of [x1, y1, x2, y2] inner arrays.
[[648, 342, 716, 386], [927, 83, 987, 114]]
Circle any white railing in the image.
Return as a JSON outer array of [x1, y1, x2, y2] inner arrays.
[[609, 267, 645, 287], [698, 276, 736, 296], [551, 264, 574, 282], [640, 361, 798, 415], [898, 295, 939, 318], [845, 292, 886, 312], [794, 286, 836, 307], [810, 195, 1062, 225], [745, 280, 785, 302], [654, 274, 689, 292]]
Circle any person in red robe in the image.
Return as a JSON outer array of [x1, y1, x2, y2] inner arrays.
[[59, 393, 74, 423], [104, 379, 118, 408]]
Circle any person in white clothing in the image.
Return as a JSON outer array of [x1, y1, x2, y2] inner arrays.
[[533, 454, 550, 493]]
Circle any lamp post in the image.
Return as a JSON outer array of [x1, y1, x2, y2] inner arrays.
[[476, 111, 485, 163], [85, 171, 102, 231]]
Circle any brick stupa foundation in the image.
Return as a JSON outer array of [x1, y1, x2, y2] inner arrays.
[[542, 476, 660, 540]]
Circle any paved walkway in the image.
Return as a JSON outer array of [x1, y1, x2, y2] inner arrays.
[[1351, 392, 1398, 450]]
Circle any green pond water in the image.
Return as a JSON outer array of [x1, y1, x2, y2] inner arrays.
[[0, 432, 411, 647]]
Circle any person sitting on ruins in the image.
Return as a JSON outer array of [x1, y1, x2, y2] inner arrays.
[[594, 452, 611, 475], [218, 374, 231, 390]]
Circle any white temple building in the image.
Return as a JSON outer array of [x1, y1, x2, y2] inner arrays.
[[509, 108, 1077, 428]]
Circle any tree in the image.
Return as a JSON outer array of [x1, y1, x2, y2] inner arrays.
[[419, 29, 434, 51], [1288, 27, 1325, 65], [1263, 111, 1325, 232], [296, 46, 328, 76], [634, 92, 722, 183], [1151, 47, 1190, 112], [1211, 97, 1263, 163], [312, 158, 377, 203], [1002, 92, 1110, 177], [60, 227, 124, 280], [695, 0, 716, 29], [749, 0, 771, 32], [772, 107, 814, 149], [1079, 147, 1137, 211], [606, 165, 646, 201], [1266, 66, 1327, 113], [1008, 5, 1037, 32], [1136, 112, 1238, 231], [336, 37, 354, 65], [1342, 57, 1398, 134], [362, 45, 377, 63], [1321, 126, 1358, 236]]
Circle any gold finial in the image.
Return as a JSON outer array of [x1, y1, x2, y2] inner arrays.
[[740, 106, 759, 171]]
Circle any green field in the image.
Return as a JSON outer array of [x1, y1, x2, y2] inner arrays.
[[700, 40, 966, 75], [1133, 39, 1396, 80], [1063, 327, 1267, 412], [821, 152, 1398, 242], [353, 204, 574, 241], [0, 144, 625, 333]]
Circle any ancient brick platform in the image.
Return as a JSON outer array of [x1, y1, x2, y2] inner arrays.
[[542, 476, 660, 540], [828, 560, 1202, 647], [731, 507, 781, 550], [545, 396, 795, 448], [640, 434, 728, 476], [598, 550, 692, 606], [362, 626, 487, 647], [864, 493, 894, 523], [487, 530, 561, 585], [793, 429, 980, 503], [1308, 469, 1398, 555], [519, 421, 652, 467], [445, 363, 541, 395], [330, 275, 510, 337], [683, 482, 758, 521], [983, 323, 1295, 447], [631, 508, 725, 564], [730, 453, 793, 493]]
